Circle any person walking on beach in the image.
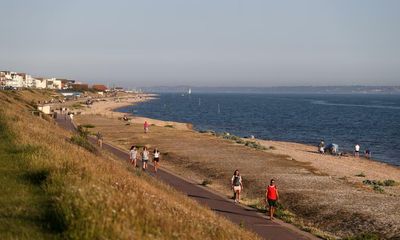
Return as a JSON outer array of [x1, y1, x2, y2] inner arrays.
[[144, 121, 149, 133], [129, 145, 138, 167], [265, 179, 279, 220], [96, 131, 103, 149], [365, 149, 371, 159], [231, 170, 243, 203], [141, 146, 149, 171], [354, 144, 360, 157], [153, 148, 161, 173]]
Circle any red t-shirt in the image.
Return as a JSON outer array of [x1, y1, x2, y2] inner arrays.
[[267, 185, 278, 200]]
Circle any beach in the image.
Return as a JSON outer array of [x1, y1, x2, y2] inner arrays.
[[75, 95, 400, 239]]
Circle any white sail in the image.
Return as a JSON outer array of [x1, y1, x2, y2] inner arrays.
[[188, 88, 192, 94]]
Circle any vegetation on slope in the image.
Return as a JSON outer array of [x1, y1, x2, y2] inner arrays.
[[0, 90, 259, 239]]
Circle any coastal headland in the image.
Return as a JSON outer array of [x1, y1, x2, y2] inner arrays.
[[74, 93, 400, 239]]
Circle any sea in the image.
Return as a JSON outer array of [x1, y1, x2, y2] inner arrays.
[[117, 93, 400, 166]]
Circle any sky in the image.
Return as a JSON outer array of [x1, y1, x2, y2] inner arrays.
[[1, 0, 400, 87]]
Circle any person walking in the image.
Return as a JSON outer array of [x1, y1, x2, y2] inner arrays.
[[129, 145, 138, 167], [141, 146, 149, 171], [153, 148, 161, 173], [265, 179, 279, 220], [144, 121, 149, 133], [96, 131, 103, 149], [231, 170, 243, 203], [365, 149, 371, 159], [354, 144, 360, 157]]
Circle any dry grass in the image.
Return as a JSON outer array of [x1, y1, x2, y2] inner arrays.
[[0, 90, 259, 240], [75, 113, 400, 240]]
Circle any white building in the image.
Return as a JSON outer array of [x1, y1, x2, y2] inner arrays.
[[34, 78, 47, 89], [47, 78, 62, 89], [2, 71, 24, 88], [18, 73, 34, 88]]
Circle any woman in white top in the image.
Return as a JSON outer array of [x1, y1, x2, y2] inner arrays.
[[153, 148, 161, 173], [129, 145, 137, 167], [231, 169, 243, 203], [141, 146, 149, 171]]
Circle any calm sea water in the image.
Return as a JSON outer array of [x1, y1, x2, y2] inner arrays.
[[118, 93, 400, 166]]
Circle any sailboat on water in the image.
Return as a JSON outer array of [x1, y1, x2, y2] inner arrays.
[[181, 88, 192, 97]]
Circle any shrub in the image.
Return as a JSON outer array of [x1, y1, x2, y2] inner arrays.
[[372, 185, 385, 193], [245, 141, 268, 150], [80, 124, 95, 129], [344, 233, 380, 240], [201, 179, 212, 186], [70, 135, 97, 153], [355, 173, 366, 177], [383, 179, 397, 186]]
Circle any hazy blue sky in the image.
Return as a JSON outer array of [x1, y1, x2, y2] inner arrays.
[[1, 0, 400, 87]]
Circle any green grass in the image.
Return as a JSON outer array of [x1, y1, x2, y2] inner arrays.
[[71, 103, 83, 109], [0, 114, 64, 239], [344, 232, 379, 240], [362, 179, 398, 193], [70, 135, 97, 153]]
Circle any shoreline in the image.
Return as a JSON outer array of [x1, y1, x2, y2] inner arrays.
[[108, 95, 399, 170], [75, 95, 400, 238]]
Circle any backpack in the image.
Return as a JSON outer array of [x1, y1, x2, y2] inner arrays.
[[233, 176, 241, 186]]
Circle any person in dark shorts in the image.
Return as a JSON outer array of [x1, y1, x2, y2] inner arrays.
[[265, 179, 279, 220], [153, 148, 160, 173], [365, 149, 371, 159]]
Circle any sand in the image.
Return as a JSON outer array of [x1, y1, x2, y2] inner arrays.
[[73, 95, 400, 239]]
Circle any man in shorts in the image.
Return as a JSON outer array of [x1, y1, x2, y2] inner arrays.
[[354, 144, 360, 157], [265, 179, 279, 220]]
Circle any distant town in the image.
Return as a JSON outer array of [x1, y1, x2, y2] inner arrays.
[[0, 70, 137, 94]]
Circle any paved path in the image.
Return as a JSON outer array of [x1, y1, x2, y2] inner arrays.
[[56, 114, 318, 240]]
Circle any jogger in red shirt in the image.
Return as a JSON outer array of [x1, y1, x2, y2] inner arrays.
[[265, 179, 279, 220]]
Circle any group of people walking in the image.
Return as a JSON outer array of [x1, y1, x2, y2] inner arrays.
[[129, 145, 161, 172], [231, 170, 279, 220]]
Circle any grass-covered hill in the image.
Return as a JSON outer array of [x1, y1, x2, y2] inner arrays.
[[0, 90, 259, 240]]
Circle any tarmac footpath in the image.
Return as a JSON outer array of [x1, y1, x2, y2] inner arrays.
[[56, 114, 318, 240]]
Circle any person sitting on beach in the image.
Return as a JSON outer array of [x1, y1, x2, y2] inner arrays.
[[129, 145, 138, 167], [153, 148, 160, 173], [354, 144, 360, 157], [265, 179, 279, 220], [123, 115, 129, 121], [144, 121, 149, 133], [141, 146, 149, 171], [96, 132, 103, 149], [231, 170, 243, 204]]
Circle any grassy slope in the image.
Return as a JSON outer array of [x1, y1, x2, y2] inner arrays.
[[0, 90, 259, 240], [0, 115, 59, 239]]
